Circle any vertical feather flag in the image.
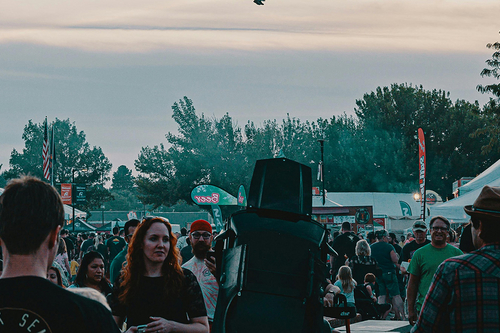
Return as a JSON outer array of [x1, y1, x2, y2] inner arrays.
[[42, 117, 50, 181], [418, 128, 426, 221]]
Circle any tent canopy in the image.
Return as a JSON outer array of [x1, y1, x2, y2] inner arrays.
[[431, 159, 500, 223]]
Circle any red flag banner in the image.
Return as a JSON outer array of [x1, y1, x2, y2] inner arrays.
[[42, 118, 50, 180], [418, 128, 426, 220], [61, 183, 72, 205]]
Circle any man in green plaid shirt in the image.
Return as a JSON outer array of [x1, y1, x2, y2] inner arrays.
[[412, 185, 500, 332]]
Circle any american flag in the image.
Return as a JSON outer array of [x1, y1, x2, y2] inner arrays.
[[42, 118, 50, 180]]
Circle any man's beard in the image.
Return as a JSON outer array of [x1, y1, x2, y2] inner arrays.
[[192, 241, 211, 259]]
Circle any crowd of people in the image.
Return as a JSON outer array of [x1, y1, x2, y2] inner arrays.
[[0, 176, 218, 333], [1, 175, 500, 332], [328, 185, 500, 332]]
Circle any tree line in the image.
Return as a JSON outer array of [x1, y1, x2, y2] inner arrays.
[[1, 36, 499, 212]]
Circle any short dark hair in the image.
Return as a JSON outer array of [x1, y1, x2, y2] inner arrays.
[[376, 229, 388, 240], [471, 216, 500, 244], [341, 222, 351, 231], [429, 216, 450, 229], [60, 229, 69, 236], [0, 176, 64, 254], [389, 232, 397, 242], [112, 226, 120, 235], [367, 231, 376, 242], [364, 273, 376, 283], [124, 219, 140, 236], [181, 227, 187, 236]]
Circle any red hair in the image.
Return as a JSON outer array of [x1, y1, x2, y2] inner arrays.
[[118, 217, 184, 305]]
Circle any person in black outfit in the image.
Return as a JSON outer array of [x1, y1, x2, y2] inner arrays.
[[459, 222, 475, 253], [108, 216, 208, 332], [399, 220, 431, 271], [0, 176, 123, 333], [330, 222, 360, 278], [107, 226, 126, 262]]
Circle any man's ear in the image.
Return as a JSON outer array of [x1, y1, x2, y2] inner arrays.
[[48, 225, 62, 250]]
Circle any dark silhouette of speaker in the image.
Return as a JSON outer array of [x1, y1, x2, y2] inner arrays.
[[213, 158, 334, 333]]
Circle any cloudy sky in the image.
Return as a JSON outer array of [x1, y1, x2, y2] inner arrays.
[[1, 0, 499, 177]]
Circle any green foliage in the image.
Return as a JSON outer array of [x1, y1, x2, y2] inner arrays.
[[135, 89, 500, 206], [354, 84, 498, 196], [473, 35, 500, 154], [112, 165, 135, 191], [2, 118, 113, 210]]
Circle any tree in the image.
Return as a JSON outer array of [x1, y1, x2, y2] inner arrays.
[[136, 97, 250, 207], [112, 165, 135, 191], [2, 118, 113, 210], [472, 34, 500, 154], [354, 84, 498, 198]]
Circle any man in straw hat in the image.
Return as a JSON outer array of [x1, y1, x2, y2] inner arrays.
[[412, 185, 500, 332]]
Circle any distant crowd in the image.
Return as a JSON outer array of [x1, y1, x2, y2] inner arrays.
[[1, 176, 500, 333]]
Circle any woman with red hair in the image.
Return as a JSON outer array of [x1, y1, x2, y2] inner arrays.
[[108, 217, 208, 333]]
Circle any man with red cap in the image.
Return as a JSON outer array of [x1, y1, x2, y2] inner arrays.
[[182, 219, 218, 329], [412, 185, 500, 332]]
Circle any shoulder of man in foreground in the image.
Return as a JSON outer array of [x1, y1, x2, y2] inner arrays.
[[0, 276, 120, 333]]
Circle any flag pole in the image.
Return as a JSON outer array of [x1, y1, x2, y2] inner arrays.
[[42, 117, 50, 182], [50, 123, 55, 187]]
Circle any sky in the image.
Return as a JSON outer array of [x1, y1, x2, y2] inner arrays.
[[1, 0, 499, 178]]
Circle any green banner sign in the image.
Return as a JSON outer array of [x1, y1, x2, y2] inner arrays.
[[191, 185, 237, 206], [399, 201, 412, 216], [211, 205, 223, 232], [237, 185, 247, 207], [74, 183, 87, 204]]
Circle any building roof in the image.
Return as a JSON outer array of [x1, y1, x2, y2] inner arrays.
[[313, 192, 422, 217]]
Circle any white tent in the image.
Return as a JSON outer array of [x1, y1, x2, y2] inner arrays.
[[430, 159, 500, 223], [457, 159, 500, 196], [313, 192, 422, 217], [64, 204, 87, 221]]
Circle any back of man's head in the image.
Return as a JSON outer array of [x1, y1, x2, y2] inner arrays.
[[376, 229, 388, 241], [341, 222, 351, 232], [124, 219, 140, 236], [112, 226, 120, 235], [389, 232, 397, 243], [0, 176, 64, 255]]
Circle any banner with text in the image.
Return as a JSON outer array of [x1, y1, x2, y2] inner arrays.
[[237, 185, 247, 207], [418, 128, 426, 220], [211, 205, 223, 232], [74, 183, 87, 204], [191, 185, 237, 206], [61, 183, 72, 205]]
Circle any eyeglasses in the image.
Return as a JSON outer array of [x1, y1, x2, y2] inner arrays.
[[431, 227, 449, 232], [191, 232, 212, 240]]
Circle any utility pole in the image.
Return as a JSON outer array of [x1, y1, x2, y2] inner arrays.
[[318, 139, 326, 206]]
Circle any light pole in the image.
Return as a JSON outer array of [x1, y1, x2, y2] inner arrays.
[[318, 139, 326, 206], [71, 168, 87, 232]]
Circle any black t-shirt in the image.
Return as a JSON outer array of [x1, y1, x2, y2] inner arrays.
[[459, 223, 475, 253], [81, 239, 94, 254], [392, 243, 402, 256], [0, 276, 120, 333], [399, 239, 431, 263], [331, 232, 360, 271], [108, 268, 207, 327], [63, 237, 74, 254], [106, 236, 126, 261]]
